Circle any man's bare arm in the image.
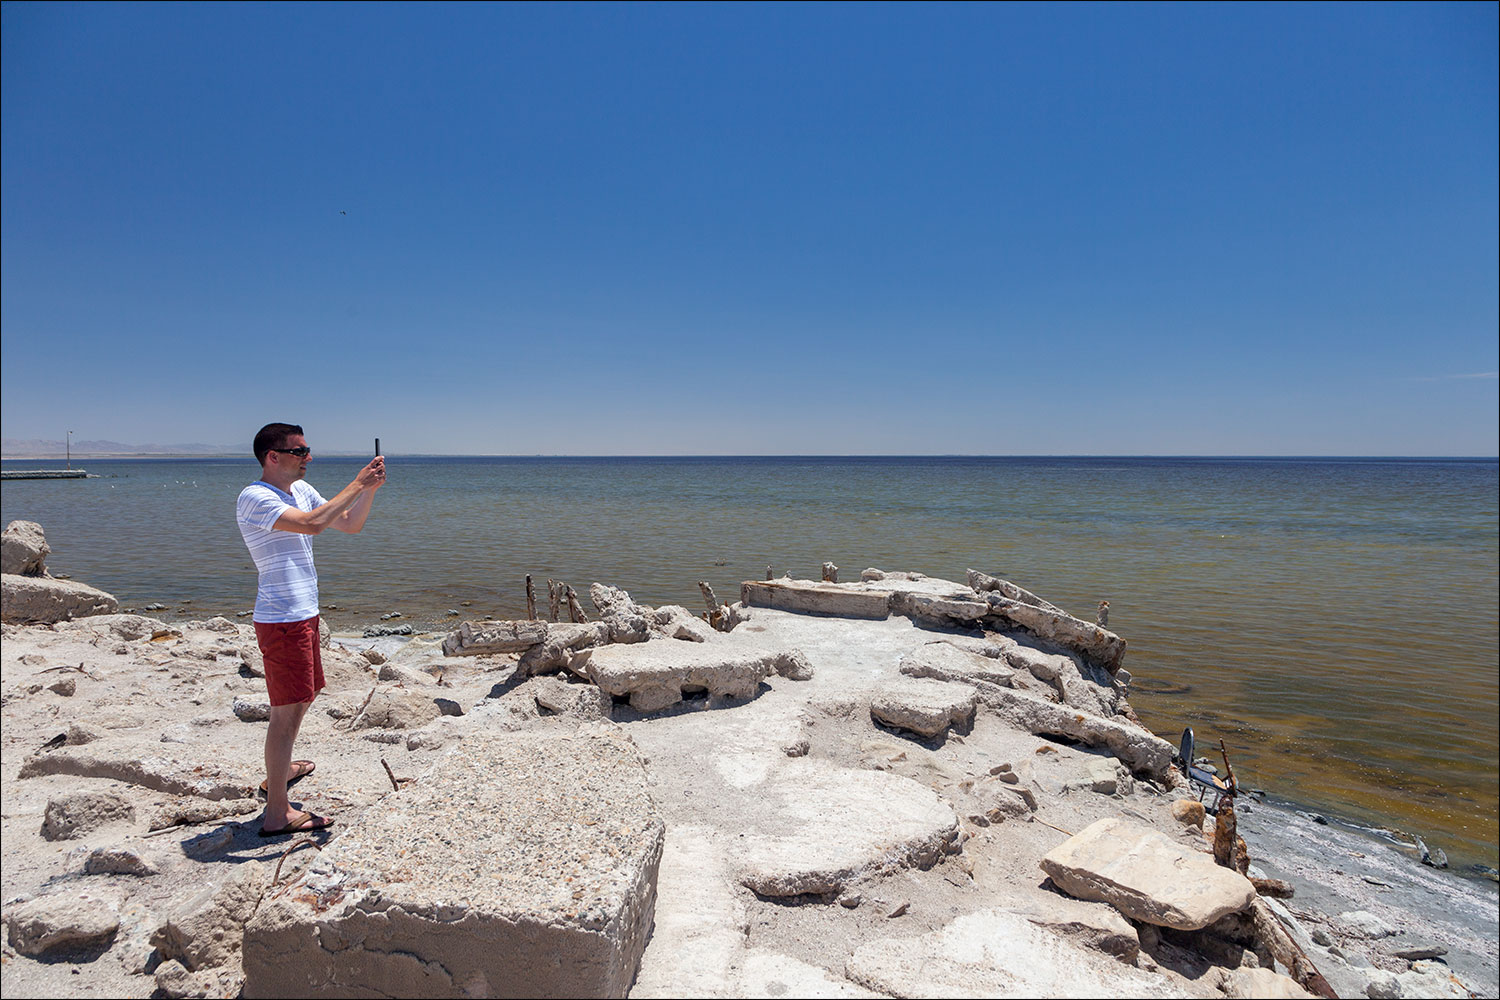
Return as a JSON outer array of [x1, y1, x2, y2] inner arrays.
[[273, 458, 385, 535], [330, 477, 381, 534]]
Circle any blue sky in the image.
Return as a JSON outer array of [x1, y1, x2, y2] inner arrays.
[[3, 3, 1496, 455]]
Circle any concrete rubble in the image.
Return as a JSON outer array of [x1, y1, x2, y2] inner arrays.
[[1, 544, 1495, 1000], [242, 729, 664, 999], [1, 520, 119, 624]]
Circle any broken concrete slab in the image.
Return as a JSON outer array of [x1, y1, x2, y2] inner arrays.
[[2, 573, 119, 624], [242, 727, 664, 1000], [736, 760, 959, 897], [740, 580, 892, 619], [42, 789, 136, 840], [982, 685, 1175, 777], [349, 688, 444, 730], [983, 593, 1127, 671], [846, 906, 1169, 997], [650, 604, 715, 642], [532, 674, 613, 720], [899, 641, 1016, 687], [869, 677, 978, 738], [440, 618, 549, 656], [966, 569, 1064, 612], [3, 888, 122, 956], [573, 640, 810, 713], [1041, 817, 1258, 931], [1009, 892, 1141, 963], [152, 861, 266, 972], [18, 742, 255, 800]]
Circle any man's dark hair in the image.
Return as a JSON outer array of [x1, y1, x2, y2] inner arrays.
[[253, 423, 304, 466]]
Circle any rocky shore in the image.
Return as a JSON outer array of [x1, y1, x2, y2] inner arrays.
[[1, 521, 1495, 998]]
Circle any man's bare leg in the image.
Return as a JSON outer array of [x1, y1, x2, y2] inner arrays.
[[264, 699, 313, 830]]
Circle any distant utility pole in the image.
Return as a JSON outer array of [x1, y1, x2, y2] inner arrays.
[[66, 430, 73, 470]]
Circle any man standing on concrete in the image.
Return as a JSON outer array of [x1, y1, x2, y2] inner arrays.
[[237, 423, 385, 836]]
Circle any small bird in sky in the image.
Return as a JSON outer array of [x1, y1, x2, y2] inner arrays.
[[340, 210, 347, 216]]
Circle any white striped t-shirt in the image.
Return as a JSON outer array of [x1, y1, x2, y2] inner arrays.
[[236, 480, 329, 623]]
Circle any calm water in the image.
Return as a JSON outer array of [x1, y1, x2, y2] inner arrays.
[[4, 455, 1497, 871]]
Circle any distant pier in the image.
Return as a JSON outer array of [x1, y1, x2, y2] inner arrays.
[[1, 469, 90, 480]]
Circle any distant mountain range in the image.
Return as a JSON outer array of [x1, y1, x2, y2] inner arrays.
[[2, 438, 239, 457]]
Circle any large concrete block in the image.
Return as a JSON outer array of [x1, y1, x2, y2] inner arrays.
[[242, 727, 664, 999], [1041, 817, 1257, 931], [739, 580, 892, 619], [1, 573, 118, 624], [574, 640, 809, 713]]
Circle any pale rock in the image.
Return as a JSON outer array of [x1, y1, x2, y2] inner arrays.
[[66, 721, 103, 745], [318, 616, 332, 649], [740, 579, 892, 619], [1397, 960, 1473, 999], [1009, 892, 1140, 962], [898, 641, 1016, 687], [1340, 909, 1396, 939], [351, 688, 444, 729], [1, 573, 119, 624], [888, 591, 991, 622], [441, 618, 550, 656], [152, 860, 267, 972], [736, 761, 958, 897], [3, 887, 122, 955], [573, 641, 808, 713], [982, 685, 1174, 777], [20, 741, 256, 799], [532, 674, 613, 720], [242, 729, 663, 999], [52, 611, 166, 641], [957, 775, 1036, 825], [1171, 799, 1207, 828], [860, 568, 926, 581], [869, 677, 978, 738], [361, 647, 387, 665], [1224, 966, 1317, 998], [232, 695, 271, 722], [847, 906, 1168, 997], [155, 959, 243, 1000], [651, 604, 715, 642], [42, 790, 136, 840], [84, 844, 159, 876], [1041, 816, 1257, 930], [966, 569, 1064, 612], [1, 519, 50, 575], [377, 661, 432, 685]]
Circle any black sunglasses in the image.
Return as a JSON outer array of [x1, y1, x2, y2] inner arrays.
[[271, 447, 312, 457]]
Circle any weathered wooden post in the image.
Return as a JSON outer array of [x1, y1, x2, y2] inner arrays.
[[547, 580, 561, 623], [565, 586, 588, 623], [525, 575, 537, 621]]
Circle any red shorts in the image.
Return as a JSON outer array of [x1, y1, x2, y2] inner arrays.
[[254, 616, 325, 706]]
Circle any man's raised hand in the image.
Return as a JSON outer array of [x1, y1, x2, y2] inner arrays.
[[356, 456, 387, 489]]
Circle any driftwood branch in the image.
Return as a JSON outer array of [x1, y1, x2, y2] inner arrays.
[[380, 757, 401, 792], [342, 685, 377, 732]]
